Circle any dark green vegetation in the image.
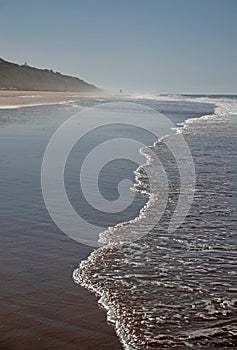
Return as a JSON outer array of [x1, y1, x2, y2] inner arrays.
[[0, 58, 99, 92]]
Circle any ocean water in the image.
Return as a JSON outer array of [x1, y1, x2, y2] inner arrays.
[[0, 95, 236, 349], [73, 96, 237, 349]]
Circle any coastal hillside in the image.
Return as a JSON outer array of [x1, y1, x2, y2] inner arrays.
[[0, 58, 99, 92]]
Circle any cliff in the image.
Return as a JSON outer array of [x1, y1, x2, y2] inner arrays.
[[0, 58, 99, 92]]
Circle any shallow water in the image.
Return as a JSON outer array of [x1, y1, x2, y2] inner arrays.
[[1, 97, 236, 349], [74, 97, 237, 349]]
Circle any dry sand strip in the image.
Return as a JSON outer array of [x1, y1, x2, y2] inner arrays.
[[0, 90, 104, 108]]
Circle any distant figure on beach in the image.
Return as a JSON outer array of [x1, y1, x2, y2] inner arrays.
[[120, 89, 122, 94]]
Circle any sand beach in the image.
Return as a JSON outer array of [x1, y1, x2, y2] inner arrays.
[[0, 90, 103, 109]]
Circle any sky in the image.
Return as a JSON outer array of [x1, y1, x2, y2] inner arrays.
[[0, 0, 237, 94]]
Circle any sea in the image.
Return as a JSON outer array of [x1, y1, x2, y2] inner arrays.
[[0, 94, 236, 349]]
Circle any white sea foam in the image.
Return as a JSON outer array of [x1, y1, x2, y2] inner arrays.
[[73, 95, 237, 349], [19, 94, 42, 98], [0, 100, 69, 110], [122, 93, 237, 116], [98, 96, 237, 248]]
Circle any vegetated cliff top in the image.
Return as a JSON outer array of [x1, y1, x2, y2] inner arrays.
[[0, 58, 99, 92]]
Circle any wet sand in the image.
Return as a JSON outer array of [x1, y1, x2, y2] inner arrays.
[[0, 232, 122, 350], [0, 90, 103, 109], [0, 97, 122, 350]]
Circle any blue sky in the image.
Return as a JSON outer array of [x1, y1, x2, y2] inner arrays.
[[0, 0, 237, 93]]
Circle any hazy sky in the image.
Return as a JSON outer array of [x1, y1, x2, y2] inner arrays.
[[0, 0, 237, 94]]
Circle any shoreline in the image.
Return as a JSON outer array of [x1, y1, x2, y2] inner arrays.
[[1, 96, 235, 349], [73, 100, 223, 349], [0, 90, 105, 109]]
